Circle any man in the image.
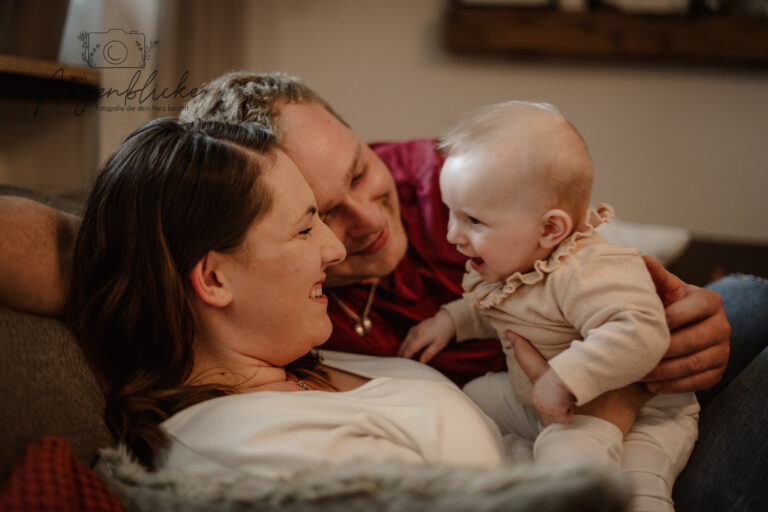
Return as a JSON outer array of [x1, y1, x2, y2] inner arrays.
[[0, 71, 763, 508], [179, 71, 731, 389]]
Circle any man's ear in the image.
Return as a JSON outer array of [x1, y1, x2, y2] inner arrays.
[[539, 209, 573, 250], [189, 251, 233, 308]]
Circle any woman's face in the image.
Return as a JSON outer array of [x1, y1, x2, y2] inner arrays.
[[224, 151, 346, 366]]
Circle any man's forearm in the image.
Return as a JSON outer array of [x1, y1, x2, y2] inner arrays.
[[0, 196, 80, 316]]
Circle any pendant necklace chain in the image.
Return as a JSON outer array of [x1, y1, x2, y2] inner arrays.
[[328, 280, 378, 337], [293, 280, 378, 391]]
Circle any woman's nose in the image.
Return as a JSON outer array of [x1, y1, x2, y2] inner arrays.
[[320, 222, 347, 267]]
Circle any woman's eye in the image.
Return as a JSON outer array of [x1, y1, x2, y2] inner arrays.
[[299, 227, 313, 236]]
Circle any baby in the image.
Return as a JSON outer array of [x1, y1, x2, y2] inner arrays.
[[399, 101, 699, 511]]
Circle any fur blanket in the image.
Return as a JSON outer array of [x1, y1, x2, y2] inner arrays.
[[95, 446, 629, 512]]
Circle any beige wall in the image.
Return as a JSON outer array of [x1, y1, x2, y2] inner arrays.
[[0, 0, 159, 200], [0, 98, 98, 200], [5, 0, 766, 242], [236, 0, 768, 243]]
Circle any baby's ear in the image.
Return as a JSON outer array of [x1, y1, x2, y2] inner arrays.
[[539, 209, 573, 250]]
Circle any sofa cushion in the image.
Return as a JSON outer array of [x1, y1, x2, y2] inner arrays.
[[0, 306, 112, 483], [0, 436, 126, 512]]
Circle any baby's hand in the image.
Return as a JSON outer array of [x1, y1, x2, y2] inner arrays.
[[398, 309, 456, 363], [531, 368, 576, 424]]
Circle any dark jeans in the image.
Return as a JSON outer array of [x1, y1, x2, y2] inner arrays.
[[673, 274, 768, 512]]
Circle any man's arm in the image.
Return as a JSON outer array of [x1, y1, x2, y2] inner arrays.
[[642, 256, 731, 393], [0, 196, 80, 316]]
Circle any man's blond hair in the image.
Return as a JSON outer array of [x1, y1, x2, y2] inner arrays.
[[181, 71, 348, 139]]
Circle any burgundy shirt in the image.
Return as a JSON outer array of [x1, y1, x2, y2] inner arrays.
[[323, 139, 505, 385]]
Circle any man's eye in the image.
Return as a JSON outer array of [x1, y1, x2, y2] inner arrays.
[[320, 208, 337, 223], [351, 165, 368, 185]]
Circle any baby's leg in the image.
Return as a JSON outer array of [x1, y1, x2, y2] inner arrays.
[[622, 393, 699, 512], [464, 372, 626, 468], [533, 415, 623, 469], [462, 371, 541, 463]]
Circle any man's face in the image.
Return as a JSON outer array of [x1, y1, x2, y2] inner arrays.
[[277, 101, 408, 287]]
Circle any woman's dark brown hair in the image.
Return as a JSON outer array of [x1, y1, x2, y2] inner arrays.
[[66, 118, 322, 468]]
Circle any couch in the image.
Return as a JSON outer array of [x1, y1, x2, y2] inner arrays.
[[0, 188, 633, 511], [0, 186, 112, 484]]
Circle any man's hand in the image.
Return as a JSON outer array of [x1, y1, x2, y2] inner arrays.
[[398, 309, 456, 363], [642, 256, 730, 394], [531, 368, 576, 425]]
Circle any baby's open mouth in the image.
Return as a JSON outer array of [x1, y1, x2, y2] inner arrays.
[[470, 257, 484, 265]]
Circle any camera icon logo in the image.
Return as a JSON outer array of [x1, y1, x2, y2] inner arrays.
[[85, 29, 146, 68]]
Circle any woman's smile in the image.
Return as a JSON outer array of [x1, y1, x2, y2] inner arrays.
[[310, 280, 327, 302]]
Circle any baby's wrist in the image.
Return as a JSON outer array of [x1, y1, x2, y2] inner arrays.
[[436, 308, 456, 332]]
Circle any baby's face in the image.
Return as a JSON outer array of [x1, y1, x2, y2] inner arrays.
[[440, 150, 548, 284]]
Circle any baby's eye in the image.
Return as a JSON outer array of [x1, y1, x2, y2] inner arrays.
[[468, 216, 482, 225]]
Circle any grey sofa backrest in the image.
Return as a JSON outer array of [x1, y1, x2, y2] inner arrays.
[[0, 306, 112, 483]]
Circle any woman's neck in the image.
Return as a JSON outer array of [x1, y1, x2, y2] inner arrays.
[[188, 359, 288, 390], [188, 333, 288, 390]]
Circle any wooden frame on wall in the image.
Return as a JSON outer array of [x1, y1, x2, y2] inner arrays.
[[444, 2, 768, 65]]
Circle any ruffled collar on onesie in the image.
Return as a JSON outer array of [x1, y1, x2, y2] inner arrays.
[[463, 203, 614, 309]]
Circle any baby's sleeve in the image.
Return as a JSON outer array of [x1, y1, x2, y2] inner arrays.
[[547, 248, 669, 405], [441, 297, 497, 342]]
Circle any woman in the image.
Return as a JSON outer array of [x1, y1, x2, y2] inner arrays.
[[66, 118, 645, 480]]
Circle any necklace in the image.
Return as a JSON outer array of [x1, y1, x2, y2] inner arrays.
[[328, 280, 378, 337]]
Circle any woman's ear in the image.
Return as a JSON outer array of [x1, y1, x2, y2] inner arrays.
[[189, 252, 233, 308], [539, 209, 573, 250]]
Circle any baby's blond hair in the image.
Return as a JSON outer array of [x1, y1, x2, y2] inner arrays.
[[438, 101, 593, 226]]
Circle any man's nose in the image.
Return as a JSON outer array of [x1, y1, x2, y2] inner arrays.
[[344, 198, 382, 238]]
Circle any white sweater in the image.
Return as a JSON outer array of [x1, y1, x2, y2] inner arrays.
[[159, 351, 505, 481]]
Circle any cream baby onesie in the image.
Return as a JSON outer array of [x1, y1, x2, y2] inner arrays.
[[443, 205, 699, 512]]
